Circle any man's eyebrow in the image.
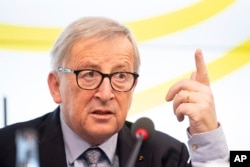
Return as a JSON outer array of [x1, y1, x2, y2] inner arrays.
[[75, 61, 100, 69], [112, 64, 131, 71]]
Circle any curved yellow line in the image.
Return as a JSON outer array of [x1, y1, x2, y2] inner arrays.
[[129, 39, 250, 116], [127, 0, 235, 41], [0, 0, 234, 51], [0, 24, 61, 51]]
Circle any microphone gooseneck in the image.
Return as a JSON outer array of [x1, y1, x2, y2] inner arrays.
[[126, 117, 155, 167]]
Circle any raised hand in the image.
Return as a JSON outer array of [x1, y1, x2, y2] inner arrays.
[[165, 49, 218, 135]]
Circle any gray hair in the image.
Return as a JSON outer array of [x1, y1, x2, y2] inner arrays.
[[50, 16, 140, 72]]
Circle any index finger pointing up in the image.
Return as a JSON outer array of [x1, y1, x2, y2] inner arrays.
[[194, 49, 210, 86]]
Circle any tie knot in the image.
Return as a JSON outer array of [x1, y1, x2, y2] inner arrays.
[[83, 147, 103, 167]]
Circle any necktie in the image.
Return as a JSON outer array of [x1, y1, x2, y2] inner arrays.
[[83, 147, 103, 167]]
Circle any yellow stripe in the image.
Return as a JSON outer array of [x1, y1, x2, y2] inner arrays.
[[0, 24, 61, 51], [0, 0, 234, 51], [129, 39, 250, 116], [126, 0, 235, 41]]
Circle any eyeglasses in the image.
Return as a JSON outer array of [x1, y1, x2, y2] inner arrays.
[[58, 67, 139, 92]]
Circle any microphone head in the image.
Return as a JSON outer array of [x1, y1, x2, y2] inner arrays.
[[131, 117, 155, 141]]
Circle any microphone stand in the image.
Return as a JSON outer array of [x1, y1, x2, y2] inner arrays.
[[125, 134, 143, 167], [3, 96, 7, 127]]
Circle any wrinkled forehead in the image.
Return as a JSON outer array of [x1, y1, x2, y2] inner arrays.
[[51, 17, 140, 72], [64, 35, 136, 69]]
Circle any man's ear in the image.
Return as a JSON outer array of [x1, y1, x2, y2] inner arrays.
[[47, 72, 62, 104]]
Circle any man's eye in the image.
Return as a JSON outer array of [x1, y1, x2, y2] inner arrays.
[[79, 71, 96, 79], [86, 71, 95, 77], [113, 72, 129, 81], [117, 73, 126, 79]]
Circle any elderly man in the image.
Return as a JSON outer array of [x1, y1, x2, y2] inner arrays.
[[0, 16, 228, 167]]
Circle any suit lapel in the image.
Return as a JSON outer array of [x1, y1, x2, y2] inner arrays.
[[117, 121, 135, 167], [38, 107, 67, 167]]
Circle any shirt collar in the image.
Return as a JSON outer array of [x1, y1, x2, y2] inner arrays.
[[60, 112, 118, 164]]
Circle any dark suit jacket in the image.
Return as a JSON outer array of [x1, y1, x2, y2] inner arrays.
[[0, 107, 191, 167]]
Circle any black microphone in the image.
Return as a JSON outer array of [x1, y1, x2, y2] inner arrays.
[[125, 117, 155, 167]]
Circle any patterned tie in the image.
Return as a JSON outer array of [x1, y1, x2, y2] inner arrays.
[[83, 147, 103, 167]]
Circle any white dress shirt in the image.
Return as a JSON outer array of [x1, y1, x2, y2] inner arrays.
[[188, 125, 229, 167], [60, 113, 118, 167]]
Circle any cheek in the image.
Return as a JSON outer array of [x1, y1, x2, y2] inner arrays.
[[117, 93, 133, 118], [60, 77, 92, 105], [60, 79, 93, 121], [62, 91, 94, 131], [70, 91, 94, 120], [119, 93, 135, 126]]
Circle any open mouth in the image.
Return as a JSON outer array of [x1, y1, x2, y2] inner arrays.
[[92, 110, 113, 115], [90, 110, 114, 121]]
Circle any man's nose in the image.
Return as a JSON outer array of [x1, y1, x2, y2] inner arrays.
[[95, 78, 114, 101]]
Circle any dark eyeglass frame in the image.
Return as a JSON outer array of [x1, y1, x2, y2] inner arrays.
[[58, 67, 139, 92]]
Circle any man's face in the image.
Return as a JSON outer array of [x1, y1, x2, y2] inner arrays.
[[50, 36, 137, 144]]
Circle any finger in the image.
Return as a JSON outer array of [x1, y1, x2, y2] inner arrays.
[[175, 103, 193, 122], [194, 49, 210, 86], [166, 79, 189, 101], [173, 91, 199, 122], [173, 90, 205, 114], [176, 111, 185, 122], [171, 91, 187, 122], [173, 90, 190, 111], [166, 79, 208, 101]]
